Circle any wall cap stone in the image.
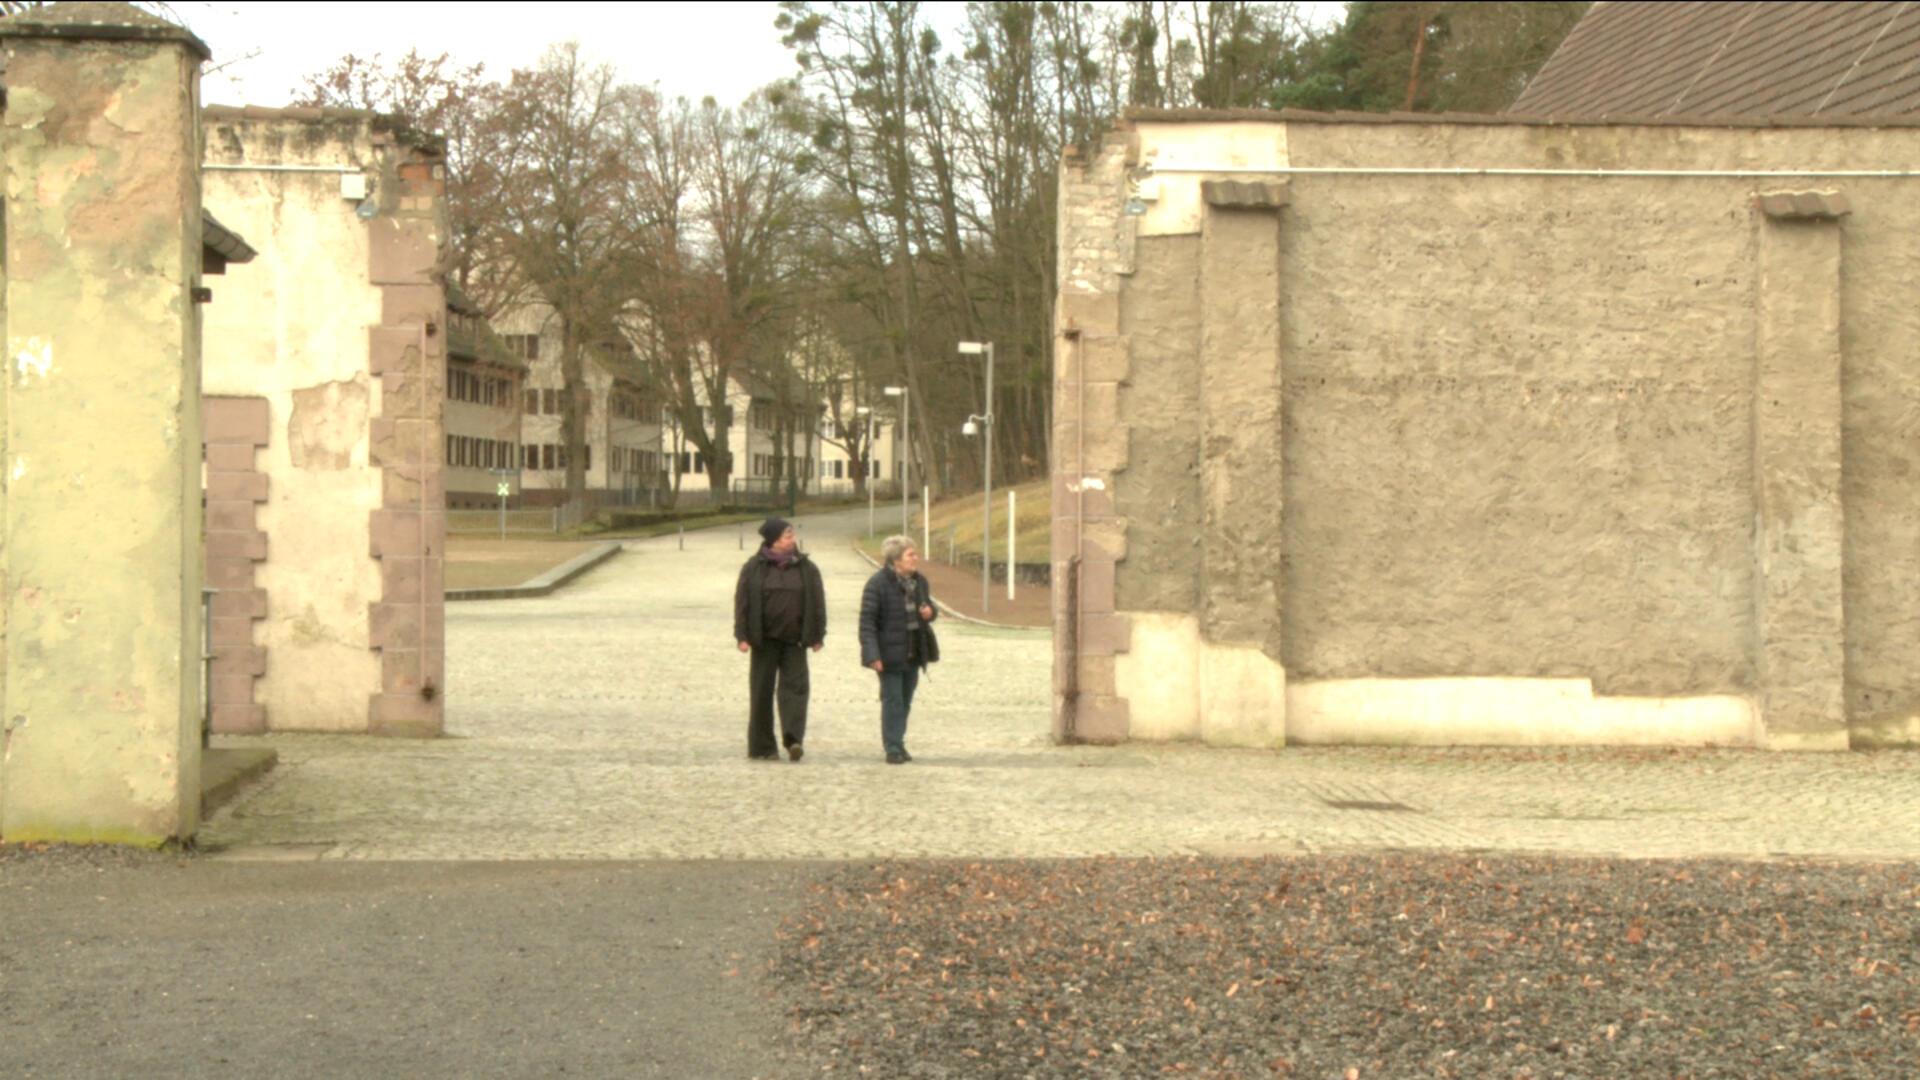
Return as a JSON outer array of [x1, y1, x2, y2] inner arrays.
[[1202, 179, 1291, 209], [1755, 189, 1851, 220], [0, 2, 212, 60]]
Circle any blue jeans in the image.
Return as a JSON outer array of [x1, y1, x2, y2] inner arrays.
[[878, 666, 920, 755]]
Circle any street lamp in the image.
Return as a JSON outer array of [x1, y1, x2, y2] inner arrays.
[[883, 385, 909, 534], [958, 340, 994, 613], [856, 405, 875, 537]]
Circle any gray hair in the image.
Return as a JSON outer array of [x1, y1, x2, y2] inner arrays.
[[881, 534, 916, 565]]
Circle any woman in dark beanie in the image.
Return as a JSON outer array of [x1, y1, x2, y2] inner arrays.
[[734, 518, 826, 761], [858, 534, 939, 764]]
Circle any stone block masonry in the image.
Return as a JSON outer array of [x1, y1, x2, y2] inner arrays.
[[364, 144, 448, 737], [204, 397, 272, 734]]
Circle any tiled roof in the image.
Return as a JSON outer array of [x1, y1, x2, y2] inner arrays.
[[1511, 2, 1920, 118], [200, 209, 255, 266]]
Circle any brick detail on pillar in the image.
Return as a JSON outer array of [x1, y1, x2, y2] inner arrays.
[[202, 396, 271, 734], [1753, 202, 1848, 750], [1052, 131, 1138, 745], [365, 145, 448, 737]]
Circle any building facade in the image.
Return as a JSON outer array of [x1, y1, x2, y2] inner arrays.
[[493, 302, 667, 508], [444, 286, 526, 510]]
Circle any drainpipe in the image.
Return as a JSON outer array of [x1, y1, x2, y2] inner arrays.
[[1145, 164, 1920, 179], [1062, 327, 1085, 741]]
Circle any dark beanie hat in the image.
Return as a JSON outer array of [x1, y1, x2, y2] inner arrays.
[[759, 517, 792, 545]]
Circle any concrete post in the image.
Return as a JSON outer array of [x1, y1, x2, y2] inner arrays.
[[1752, 191, 1851, 751], [0, 5, 213, 843]]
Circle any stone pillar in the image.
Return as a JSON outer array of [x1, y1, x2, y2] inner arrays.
[[0, 6, 211, 843], [366, 147, 447, 737], [1195, 180, 1290, 747], [1051, 136, 1137, 745], [1752, 190, 1850, 751]]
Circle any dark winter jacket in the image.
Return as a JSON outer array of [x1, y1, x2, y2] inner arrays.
[[735, 551, 827, 649], [859, 568, 940, 671]]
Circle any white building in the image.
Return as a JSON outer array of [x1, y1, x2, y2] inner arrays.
[[493, 301, 667, 507]]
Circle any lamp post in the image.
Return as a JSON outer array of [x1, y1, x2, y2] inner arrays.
[[959, 340, 995, 613], [884, 385, 909, 535], [856, 405, 875, 537]]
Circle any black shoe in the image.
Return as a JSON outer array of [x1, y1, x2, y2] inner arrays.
[[749, 752, 780, 761], [788, 744, 804, 763], [900, 749, 913, 762], [885, 751, 907, 765]]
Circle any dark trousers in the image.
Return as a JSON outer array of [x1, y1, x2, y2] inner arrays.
[[878, 666, 920, 755], [748, 641, 810, 757]]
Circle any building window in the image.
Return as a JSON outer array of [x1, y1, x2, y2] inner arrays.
[[541, 444, 555, 471], [503, 333, 540, 361], [542, 389, 558, 415], [584, 445, 592, 471]]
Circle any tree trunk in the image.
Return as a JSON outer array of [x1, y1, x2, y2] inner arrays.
[[560, 316, 588, 511], [1403, 6, 1433, 111]]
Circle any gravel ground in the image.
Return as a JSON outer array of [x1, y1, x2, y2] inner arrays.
[[775, 855, 1920, 1079]]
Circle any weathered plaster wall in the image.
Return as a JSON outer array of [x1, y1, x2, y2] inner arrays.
[[1276, 165, 1756, 695], [1112, 236, 1200, 615], [201, 108, 447, 736], [201, 112, 386, 731], [1, 26, 206, 842], [1062, 115, 1920, 750]]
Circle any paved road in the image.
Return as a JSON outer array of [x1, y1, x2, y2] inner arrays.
[[203, 508, 1920, 862], [0, 851, 812, 1080]]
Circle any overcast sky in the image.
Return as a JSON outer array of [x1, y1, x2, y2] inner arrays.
[[183, 1, 1348, 111]]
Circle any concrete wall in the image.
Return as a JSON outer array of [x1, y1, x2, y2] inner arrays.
[[201, 107, 446, 735], [0, 11, 209, 842], [1056, 113, 1920, 751]]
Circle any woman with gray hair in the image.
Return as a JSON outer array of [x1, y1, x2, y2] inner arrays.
[[858, 535, 939, 764]]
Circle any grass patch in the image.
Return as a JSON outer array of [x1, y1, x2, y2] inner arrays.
[[445, 538, 603, 590], [906, 478, 1049, 566]]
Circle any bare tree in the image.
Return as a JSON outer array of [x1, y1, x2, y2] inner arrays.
[[486, 45, 645, 508]]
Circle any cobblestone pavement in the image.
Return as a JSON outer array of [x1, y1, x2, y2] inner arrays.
[[204, 509, 1920, 861]]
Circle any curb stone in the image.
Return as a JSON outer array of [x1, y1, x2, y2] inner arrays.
[[848, 541, 1042, 632], [201, 747, 278, 817], [446, 541, 624, 602]]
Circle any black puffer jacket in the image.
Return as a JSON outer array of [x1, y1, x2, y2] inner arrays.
[[734, 552, 827, 648], [859, 567, 939, 671]]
